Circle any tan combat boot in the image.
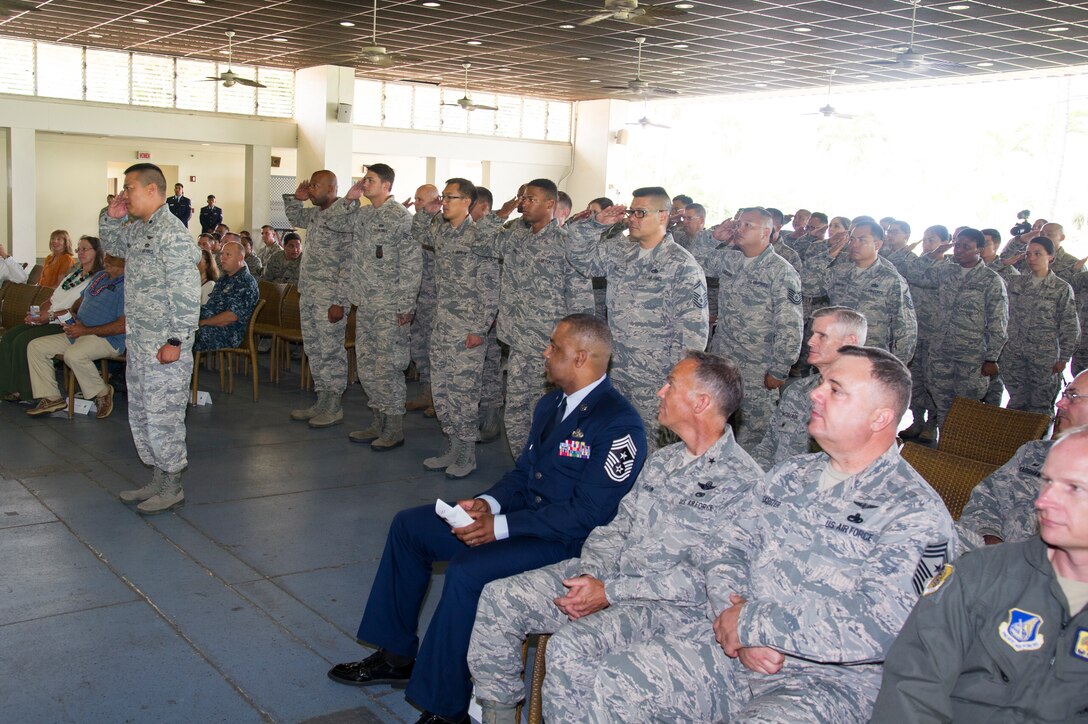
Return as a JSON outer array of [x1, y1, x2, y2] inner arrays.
[[424, 436, 458, 471], [137, 470, 184, 515], [445, 437, 477, 479], [291, 392, 326, 421], [405, 383, 432, 412], [119, 467, 162, 503], [371, 414, 405, 451], [309, 393, 344, 428], [349, 410, 385, 443]]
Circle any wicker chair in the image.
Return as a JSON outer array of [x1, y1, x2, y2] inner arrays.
[[270, 285, 310, 389], [901, 441, 999, 519], [345, 304, 358, 385], [0, 283, 52, 333], [516, 633, 550, 724], [938, 396, 1050, 467], [25, 263, 44, 286], [252, 280, 288, 377], [190, 300, 266, 404]]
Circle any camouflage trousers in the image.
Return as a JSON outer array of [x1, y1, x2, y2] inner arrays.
[[480, 324, 503, 413], [611, 369, 661, 454], [925, 356, 990, 426], [300, 298, 348, 395], [355, 305, 411, 415], [1073, 343, 1088, 377], [733, 364, 780, 453], [910, 340, 937, 417], [431, 328, 486, 442], [410, 254, 436, 386], [503, 346, 548, 457], [1001, 347, 1062, 415], [127, 347, 192, 474], [584, 631, 877, 723]]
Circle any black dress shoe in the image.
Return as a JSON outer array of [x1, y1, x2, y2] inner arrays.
[[414, 712, 469, 724], [327, 650, 413, 687]]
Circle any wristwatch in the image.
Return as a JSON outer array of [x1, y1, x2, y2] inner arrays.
[[167, 337, 181, 347]]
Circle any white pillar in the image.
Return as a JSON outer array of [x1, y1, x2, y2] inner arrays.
[[244, 144, 272, 230], [7, 127, 36, 262], [564, 99, 629, 205], [294, 65, 355, 192]]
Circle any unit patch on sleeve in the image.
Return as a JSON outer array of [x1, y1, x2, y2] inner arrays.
[[1072, 628, 1088, 662]]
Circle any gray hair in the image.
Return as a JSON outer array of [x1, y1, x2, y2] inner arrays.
[[684, 350, 744, 420], [812, 306, 868, 345]]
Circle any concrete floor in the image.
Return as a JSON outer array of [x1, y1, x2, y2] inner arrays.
[[0, 358, 516, 723]]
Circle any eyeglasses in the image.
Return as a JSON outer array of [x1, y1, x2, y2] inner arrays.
[[624, 208, 667, 219], [1060, 387, 1086, 403], [441, 194, 468, 201]]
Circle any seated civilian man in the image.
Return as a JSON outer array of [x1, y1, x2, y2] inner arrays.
[[327, 313, 647, 724], [25, 255, 126, 419], [957, 368, 1088, 551], [582, 347, 955, 722], [468, 351, 764, 723], [873, 428, 1088, 722], [193, 241, 259, 351]]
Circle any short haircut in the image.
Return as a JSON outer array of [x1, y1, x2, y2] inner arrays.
[[210, 232, 222, 242], [590, 196, 613, 210], [684, 350, 744, 420], [738, 206, 774, 224], [812, 306, 868, 345], [633, 186, 671, 209], [527, 178, 558, 202], [673, 194, 693, 206], [221, 232, 241, 244], [475, 186, 494, 211], [559, 312, 612, 352], [765, 207, 785, 227], [889, 219, 911, 236], [810, 211, 828, 225], [207, 195, 216, 201], [283, 231, 302, 244], [956, 227, 986, 249], [925, 224, 951, 242], [556, 191, 573, 213], [124, 163, 167, 196], [686, 203, 706, 218], [851, 216, 885, 241], [1029, 236, 1055, 255], [446, 177, 478, 206], [218, 223, 230, 231], [365, 163, 395, 186], [981, 228, 1002, 244], [831, 215, 850, 230], [879, 216, 896, 225], [199, 248, 220, 281], [198, 233, 214, 243], [837, 345, 911, 418]]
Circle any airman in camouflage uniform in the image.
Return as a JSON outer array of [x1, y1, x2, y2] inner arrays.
[[475, 180, 594, 456], [765, 207, 803, 276], [467, 353, 762, 723], [333, 165, 421, 450], [677, 204, 718, 327], [751, 306, 867, 471], [811, 218, 917, 364], [566, 187, 709, 451], [102, 163, 201, 515], [894, 229, 1009, 429], [1001, 238, 1080, 415], [419, 178, 500, 478], [407, 185, 441, 413], [1071, 269, 1088, 375], [981, 229, 1020, 403], [689, 208, 803, 450], [584, 348, 956, 723], [283, 170, 354, 428]]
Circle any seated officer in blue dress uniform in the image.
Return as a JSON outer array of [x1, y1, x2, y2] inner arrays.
[[193, 240, 258, 351], [327, 312, 647, 724]]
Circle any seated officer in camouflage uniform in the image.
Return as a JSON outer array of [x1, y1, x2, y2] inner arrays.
[[958, 368, 1088, 551], [585, 346, 955, 723], [467, 351, 763, 723], [873, 428, 1088, 722], [751, 306, 867, 470], [193, 241, 259, 352]]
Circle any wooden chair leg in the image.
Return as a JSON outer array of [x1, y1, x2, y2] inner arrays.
[[66, 366, 76, 419], [527, 634, 550, 724], [250, 348, 259, 401], [191, 351, 201, 405]]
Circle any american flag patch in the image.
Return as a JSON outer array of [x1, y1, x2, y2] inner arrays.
[[559, 440, 591, 459]]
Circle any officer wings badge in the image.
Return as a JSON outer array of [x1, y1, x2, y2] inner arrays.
[[998, 608, 1045, 652], [605, 434, 637, 483]]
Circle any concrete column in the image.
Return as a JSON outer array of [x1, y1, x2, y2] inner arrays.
[[425, 157, 437, 185], [293, 65, 355, 191], [564, 99, 629, 205], [6, 127, 36, 262], [244, 144, 271, 230]]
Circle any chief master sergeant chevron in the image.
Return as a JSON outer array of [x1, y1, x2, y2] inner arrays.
[[101, 163, 201, 515]]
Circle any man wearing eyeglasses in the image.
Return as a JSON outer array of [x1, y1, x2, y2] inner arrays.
[[958, 369, 1088, 551], [566, 186, 709, 451]]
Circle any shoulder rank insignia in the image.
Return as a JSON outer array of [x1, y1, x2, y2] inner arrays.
[[999, 608, 1045, 652], [1073, 628, 1088, 662], [605, 434, 637, 483], [922, 564, 953, 596]]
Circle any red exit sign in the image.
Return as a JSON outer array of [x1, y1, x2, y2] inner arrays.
[[136, 151, 151, 160]]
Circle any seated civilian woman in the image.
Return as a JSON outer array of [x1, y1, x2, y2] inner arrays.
[[40, 229, 77, 288], [0, 235, 104, 402]]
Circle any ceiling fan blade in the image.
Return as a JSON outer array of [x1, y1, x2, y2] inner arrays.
[[579, 12, 614, 25], [603, 84, 631, 91], [834, 113, 855, 119], [235, 77, 267, 88], [473, 104, 498, 111], [203, 76, 223, 82], [649, 87, 679, 96], [642, 4, 688, 18], [628, 14, 660, 26]]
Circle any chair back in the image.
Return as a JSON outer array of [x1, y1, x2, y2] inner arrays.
[[256, 280, 287, 327], [25, 264, 44, 285], [0, 283, 43, 330], [938, 397, 1051, 467], [280, 285, 302, 333], [238, 299, 266, 352], [901, 442, 999, 519]]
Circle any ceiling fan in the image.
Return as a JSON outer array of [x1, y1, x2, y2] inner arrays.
[[627, 102, 670, 128], [355, 0, 417, 67], [203, 31, 266, 88], [804, 70, 854, 119], [865, 0, 965, 71], [570, 0, 688, 27], [442, 63, 498, 112], [604, 37, 679, 97]]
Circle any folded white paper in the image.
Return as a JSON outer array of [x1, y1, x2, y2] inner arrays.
[[435, 499, 474, 528]]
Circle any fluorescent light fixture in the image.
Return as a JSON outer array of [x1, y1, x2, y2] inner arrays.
[[947, 4, 969, 9], [589, 79, 601, 83], [559, 24, 575, 29], [675, 3, 694, 8], [340, 21, 355, 26], [753, 82, 768, 87], [673, 43, 688, 49], [672, 70, 684, 74], [422, 1, 441, 5], [976, 61, 993, 67], [1048, 26, 1069, 32], [133, 18, 149, 23], [271, 37, 289, 43], [466, 40, 482, 45], [854, 74, 869, 78], [576, 56, 591, 60], [88, 33, 103, 38], [794, 26, 812, 33], [188, 0, 205, 4], [769, 59, 785, 64]]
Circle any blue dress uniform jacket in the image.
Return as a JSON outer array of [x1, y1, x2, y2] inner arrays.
[[482, 377, 647, 547], [199, 205, 222, 234], [166, 194, 193, 226], [354, 376, 646, 720]]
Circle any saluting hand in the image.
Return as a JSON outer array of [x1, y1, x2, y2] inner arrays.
[[107, 192, 129, 220], [345, 178, 366, 202], [294, 181, 311, 201]]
